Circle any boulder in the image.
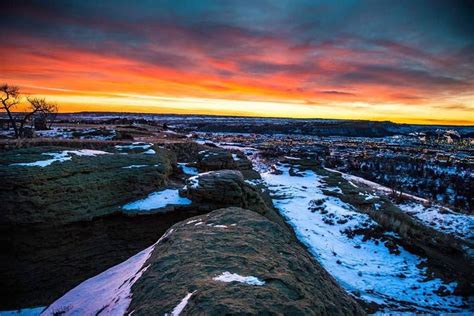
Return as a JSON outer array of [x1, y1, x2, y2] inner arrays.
[[196, 149, 259, 179], [163, 142, 259, 179], [44, 208, 365, 315], [180, 170, 267, 214]]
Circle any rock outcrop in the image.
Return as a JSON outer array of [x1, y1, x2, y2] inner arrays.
[[196, 149, 259, 179], [44, 208, 365, 315], [179, 169, 285, 227], [180, 170, 265, 211], [0, 207, 209, 309], [0, 146, 174, 224]]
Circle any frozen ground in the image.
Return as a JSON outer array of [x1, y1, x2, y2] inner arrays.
[[42, 229, 174, 315], [261, 164, 468, 312], [122, 189, 191, 212], [10, 150, 110, 167]]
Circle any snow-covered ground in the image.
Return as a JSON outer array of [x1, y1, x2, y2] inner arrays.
[[325, 168, 429, 203], [325, 168, 474, 242], [35, 127, 115, 140], [35, 128, 73, 139], [0, 307, 45, 316], [397, 202, 474, 241], [9, 150, 110, 167], [261, 164, 468, 312], [42, 229, 174, 315], [122, 189, 191, 212]]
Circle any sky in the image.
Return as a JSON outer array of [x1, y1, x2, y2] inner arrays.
[[1, 0, 473, 125]]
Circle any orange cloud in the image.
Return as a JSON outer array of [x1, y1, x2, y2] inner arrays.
[[1, 34, 473, 125]]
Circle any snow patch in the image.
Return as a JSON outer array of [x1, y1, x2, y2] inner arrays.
[[143, 149, 156, 155], [115, 143, 152, 150], [231, 153, 241, 161], [10, 150, 109, 167], [169, 291, 196, 316], [187, 176, 200, 189], [42, 245, 154, 315], [207, 224, 228, 228], [213, 272, 265, 286], [326, 168, 428, 203], [398, 202, 473, 241], [122, 165, 149, 169], [177, 163, 199, 175], [122, 189, 191, 212]]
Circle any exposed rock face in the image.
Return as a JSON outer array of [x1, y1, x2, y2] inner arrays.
[[0, 146, 174, 224], [0, 208, 209, 310], [180, 169, 288, 228], [130, 208, 365, 315], [45, 208, 365, 315], [180, 170, 266, 213]]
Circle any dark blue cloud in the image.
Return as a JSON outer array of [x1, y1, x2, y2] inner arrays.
[[1, 0, 473, 94]]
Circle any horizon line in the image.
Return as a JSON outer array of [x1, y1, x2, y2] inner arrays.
[[41, 110, 474, 127]]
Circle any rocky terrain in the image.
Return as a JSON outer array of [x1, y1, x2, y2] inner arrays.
[[0, 134, 366, 315], [26, 112, 474, 137], [0, 119, 472, 315], [0, 145, 174, 224], [44, 208, 364, 315]]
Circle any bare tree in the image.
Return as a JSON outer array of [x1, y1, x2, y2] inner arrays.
[[0, 84, 59, 138], [0, 84, 20, 137], [20, 97, 58, 136]]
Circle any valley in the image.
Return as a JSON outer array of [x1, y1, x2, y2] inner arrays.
[[0, 115, 472, 315]]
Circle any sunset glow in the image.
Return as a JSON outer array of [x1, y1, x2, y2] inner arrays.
[[1, 1, 473, 124]]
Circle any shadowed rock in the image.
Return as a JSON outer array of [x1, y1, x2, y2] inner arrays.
[[44, 207, 365, 315], [129, 207, 365, 315]]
